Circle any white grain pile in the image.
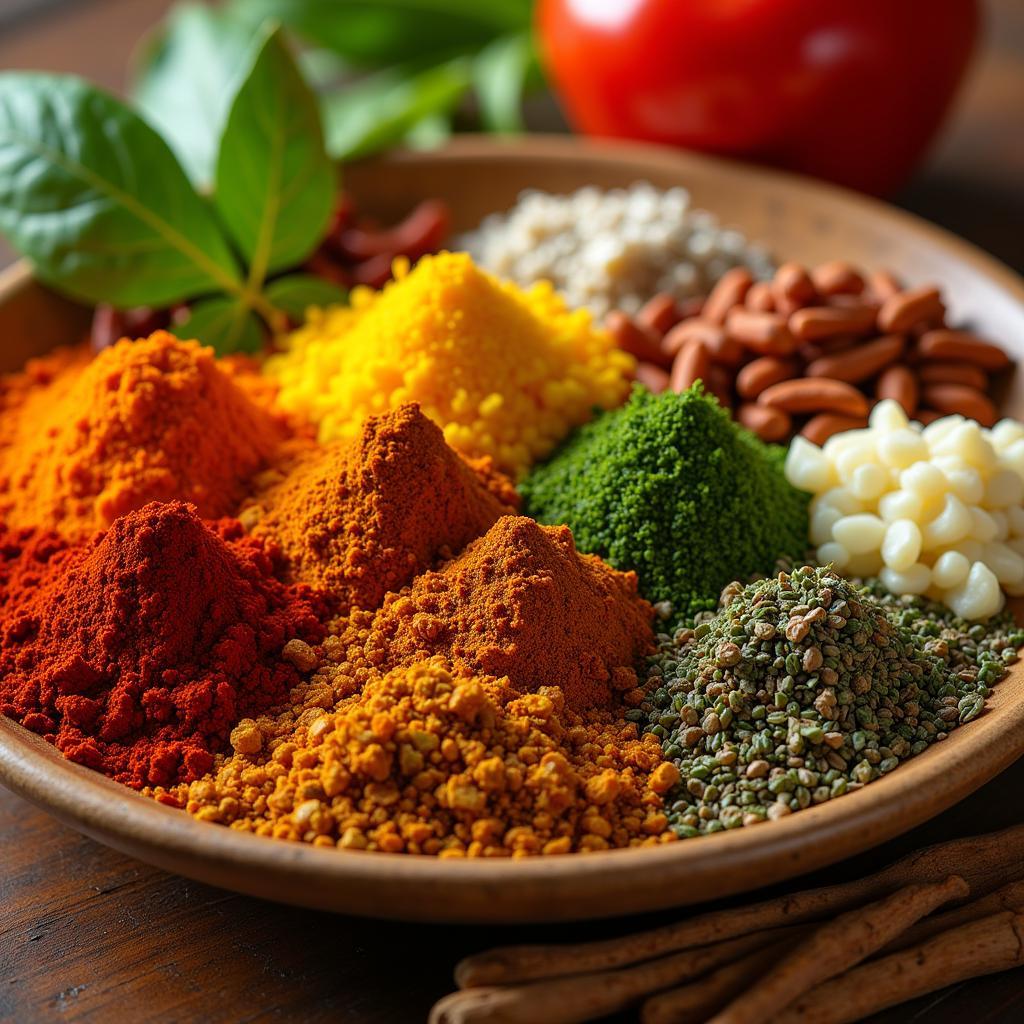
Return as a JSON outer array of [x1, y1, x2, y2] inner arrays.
[[457, 182, 773, 318]]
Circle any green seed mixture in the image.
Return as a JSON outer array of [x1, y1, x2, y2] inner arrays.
[[520, 386, 809, 622], [635, 565, 1021, 838]]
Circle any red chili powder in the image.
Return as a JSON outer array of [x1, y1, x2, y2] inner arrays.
[[0, 501, 325, 788]]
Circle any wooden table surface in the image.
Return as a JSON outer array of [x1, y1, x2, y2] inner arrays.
[[2, 2, 1024, 1022]]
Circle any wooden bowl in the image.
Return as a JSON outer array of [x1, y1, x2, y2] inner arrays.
[[2, 135, 1024, 924]]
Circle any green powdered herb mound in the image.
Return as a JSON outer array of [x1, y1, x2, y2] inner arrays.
[[520, 386, 809, 620]]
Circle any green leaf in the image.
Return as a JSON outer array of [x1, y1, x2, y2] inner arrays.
[[230, 0, 532, 67], [322, 58, 472, 161], [473, 32, 535, 133], [0, 72, 244, 308], [215, 24, 336, 285], [172, 295, 265, 353], [265, 273, 346, 320], [131, 3, 255, 187]]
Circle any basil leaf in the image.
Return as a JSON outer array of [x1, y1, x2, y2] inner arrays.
[[322, 58, 472, 161], [232, 0, 531, 67], [214, 25, 335, 283], [473, 32, 534, 133], [131, 3, 255, 187], [0, 73, 243, 308], [172, 295, 265, 353], [265, 273, 346, 320]]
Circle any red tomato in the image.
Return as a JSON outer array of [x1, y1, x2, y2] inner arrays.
[[537, 0, 979, 195]]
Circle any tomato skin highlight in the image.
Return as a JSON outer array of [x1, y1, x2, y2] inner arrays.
[[536, 0, 979, 196]]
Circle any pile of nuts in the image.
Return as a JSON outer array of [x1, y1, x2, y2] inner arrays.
[[609, 261, 1013, 444]]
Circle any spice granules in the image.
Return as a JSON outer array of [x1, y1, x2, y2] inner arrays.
[[266, 251, 634, 476], [241, 402, 516, 611], [0, 332, 293, 540], [180, 658, 676, 855]]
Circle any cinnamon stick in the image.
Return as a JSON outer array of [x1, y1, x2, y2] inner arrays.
[[641, 948, 781, 1024], [707, 875, 969, 1024], [772, 911, 1024, 1024], [455, 824, 1024, 988], [431, 927, 805, 1024], [882, 879, 1024, 954]]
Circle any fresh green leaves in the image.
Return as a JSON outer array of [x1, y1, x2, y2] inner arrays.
[[214, 25, 335, 278], [0, 73, 243, 308], [264, 274, 347, 321], [132, 3, 255, 187], [0, 25, 340, 354], [473, 33, 537, 134]]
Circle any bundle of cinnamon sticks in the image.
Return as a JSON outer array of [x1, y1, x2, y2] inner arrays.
[[432, 825, 1024, 1024]]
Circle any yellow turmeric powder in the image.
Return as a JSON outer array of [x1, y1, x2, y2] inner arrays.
[[182, 658, 677, 855], [266, 252, 634, 477], [0, 332, 295, 539]]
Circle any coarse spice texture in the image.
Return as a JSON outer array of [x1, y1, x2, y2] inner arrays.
[[340, 515, 655, 712], [179, 658, 677, 855], [521, 386, 809, 621], [242, 403, 516, 610], [638, 565, 1012, 837], [0, 332, 291, 540], [0, 501, 325, 788], [266, 251, 634, 477]]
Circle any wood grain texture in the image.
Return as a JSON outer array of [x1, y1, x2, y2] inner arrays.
[[1, 0, 1024, 1020]]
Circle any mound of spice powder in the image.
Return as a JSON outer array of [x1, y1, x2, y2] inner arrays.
[[638, 565, 996, 837], [181, 658, 676, 855], [241, 403, 516, 610], [0, 501, 325, 788], [0, 331, 291, 539], [266, 251, 634, 477], [340, 515, 654, 711], [521, 386, 809, 621]]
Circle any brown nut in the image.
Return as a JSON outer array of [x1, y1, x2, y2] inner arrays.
[[702, 268, 754, 324], [920, 384, 997, 427], [670, 339, 712, 394], [771, 262, 817, 314], [606, 310, 673, 370], [917, 361, 989, 391], [636, 293, 682, 336], [758, 378, 871, 417], [805, 334, 904, 383], [737, 403, 792, 442], [634, 361, 670, 394], [915, 330, 1011, 372], [799, 335, 859, 362], [705, 364, 734, 410], [811, 261, 865, 296], [745, 281, 775, 312], [875, 364, 919, 417], [877, 285, 944, 333], [736, 356, 800, 400], [789, 305, 878, 341], [663, 319, 726, 357], [725, 309, 798, 356], [801, 413, 870, 446], [915, 409, 943, 425], [867, 269, 903, 303]]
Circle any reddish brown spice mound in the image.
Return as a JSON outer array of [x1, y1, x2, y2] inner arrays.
[[246, 403, 517, 610], [352, 515, 654, 710], [0, 332, 291, 540], [0, 501, 325, 788]]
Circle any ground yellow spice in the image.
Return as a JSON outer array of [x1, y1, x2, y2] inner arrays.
[[181, 658, 677, 855], [266, 252, 634, 477]]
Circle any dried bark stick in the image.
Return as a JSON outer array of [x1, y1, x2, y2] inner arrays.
[[641, 948, 782, 1024], [455, 824, 1024, 988], [707, 875, 969, 1024], [772, 911, 1024, 1024], [882, 879, 1024, 954], [430, 927, 805, 1024]]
